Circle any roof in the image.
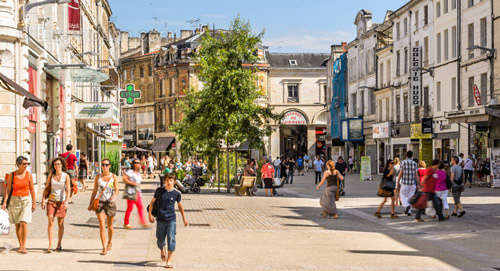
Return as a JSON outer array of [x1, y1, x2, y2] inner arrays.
[[266, 53, 329, 69]]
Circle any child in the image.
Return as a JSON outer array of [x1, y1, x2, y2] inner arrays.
[[148, 173, 188, 268]]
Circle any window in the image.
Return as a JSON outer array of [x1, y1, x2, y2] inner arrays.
[[130, 67, 135, 80], [436, 82, 441, 112], [468, 76, 475, 107], [480, 73, 487, 105], [468, 23, 474, 59], [323, 85, 327, 103], [452, 26, 457, 57], [352, 93, 357, 116], [159, 79, 165, 97], [451, 77, 457, 109], [289, 59, 297, 66], [360, 90, 365, 116], [169, 78, 175, 96], [403, 93, 409, 122], [396, 22, 400, 40], [378, 99, 383, 121], [123, 69, 127, 81], [452, 0, 457, 9], [468, 0, 473, 8], [415, 10, 419, 29], [444, 29, 449, 61], [385, 98, 390, 121], [140, 66, 144, 77], [437, 32, 442, 63], [396, 95, 401, 123], [424, 6, 428, 25], [424, 86, 429, 110], [287, 84, 299, 102], [424, 36, 429, 66], [444, 0, 449, 14], [404, 48, 408, 74], [169, 106, 174, 125], [404, 18, 408, 36], [379, 63, 384, 88], [396, 50, 401, 76], [436, 2, 441, 18], [386, 60, 391, 85], [370, 90, 376, 114], [148, 65, 152, 76], [480, 17, 487, 50]]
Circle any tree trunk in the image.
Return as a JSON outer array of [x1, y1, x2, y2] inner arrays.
[[216, 155, 220, 193]]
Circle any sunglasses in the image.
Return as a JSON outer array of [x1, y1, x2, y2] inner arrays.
[[102, 163, 111, 167], [21, 162, 30, 166], [133, 162, 140, 164]]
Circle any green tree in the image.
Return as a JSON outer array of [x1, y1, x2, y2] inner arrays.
[[172, 16, 276, 189]]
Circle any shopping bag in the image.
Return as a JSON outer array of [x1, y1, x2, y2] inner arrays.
[[0, 209, 10, 235], [412, 193, 428, 209], [273, 177, 281, 186]]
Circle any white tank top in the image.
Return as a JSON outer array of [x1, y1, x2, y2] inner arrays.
[[49, 172, 68, 202], [98, 174, 115, 201]]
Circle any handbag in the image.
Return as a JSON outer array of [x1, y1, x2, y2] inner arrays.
[[409, 191, 422, 205], [2, 172, 15, 209], [382, 178, 396, 191], [0, 209, 10, 235], [123, 184, 137, 201], [90, 176, 111, 211], [412, 192, 428, 209]]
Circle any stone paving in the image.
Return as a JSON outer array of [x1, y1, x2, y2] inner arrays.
[[2, 173, 500, 271]]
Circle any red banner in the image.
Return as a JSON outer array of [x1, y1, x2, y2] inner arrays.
[[68, 0, 80, 31], [28, 66, 38, 124]]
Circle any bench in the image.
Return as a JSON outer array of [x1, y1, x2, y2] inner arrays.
[[234, 176, 256, 196]]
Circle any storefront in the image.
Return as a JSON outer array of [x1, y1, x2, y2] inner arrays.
[[279, 111, 308, 158], [410, 123, 433, 166], [373, 122, 391, 174]]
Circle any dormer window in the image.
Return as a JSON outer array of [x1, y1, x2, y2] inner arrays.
[[289, 59, 297, 66]]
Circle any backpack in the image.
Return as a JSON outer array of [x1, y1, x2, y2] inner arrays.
[[147, 187, 165, 218], [454, 168, 464, 186]]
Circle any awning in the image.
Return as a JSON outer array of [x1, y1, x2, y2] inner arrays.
[[151, 137, 175, 152], [0, 72, 47, 110], [123, 146, 150, 152]]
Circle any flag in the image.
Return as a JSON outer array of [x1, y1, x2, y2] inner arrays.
[[68, 0, 80, 31]]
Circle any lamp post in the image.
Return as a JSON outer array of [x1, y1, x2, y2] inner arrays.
[[467, 46, 497, 105]]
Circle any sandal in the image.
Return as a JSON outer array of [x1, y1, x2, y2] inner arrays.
[[391, 214, 399, 219], [56, 246, 62, 252], [165, 264, 174, 269], [374, 212, 382, 219], [106, 242, 112, 252], [100, 249, 107, 256], [45, 249, 52, 254], [321, 211, 327, 218]]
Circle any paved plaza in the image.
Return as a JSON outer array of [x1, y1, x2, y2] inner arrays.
[[1, 173, 500, 271]]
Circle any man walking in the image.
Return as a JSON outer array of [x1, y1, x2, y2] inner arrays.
[[463, 154, 474, 188], [273, 157, 281, 178], [397, 151, 419, 216], [304, 154, 310, 174], [62, 144, 78, 204], [297, 156, 304, 176], [313, 155, 324, 185], [335, 157, 348, 196]]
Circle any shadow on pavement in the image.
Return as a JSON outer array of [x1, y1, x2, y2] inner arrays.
[[348, 250, 424, 257], [78, 260, 158, 267]]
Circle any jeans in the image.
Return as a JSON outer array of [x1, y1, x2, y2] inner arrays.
[[274, 166, 280, 178], [156, 220, 176, 251], [464, 170, 473, 185], [415, 192, 444, 220], [287, 170, 294, 184], [124, 191, 146, 226], [399, 184, 416, 210], [315, 171, 322, 184]]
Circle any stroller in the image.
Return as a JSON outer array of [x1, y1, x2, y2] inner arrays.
[[180, 174, 202, 193]]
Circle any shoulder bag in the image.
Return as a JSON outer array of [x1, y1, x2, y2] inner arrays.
[[90, 175, 111, 211], [2, 172, 14, 208]]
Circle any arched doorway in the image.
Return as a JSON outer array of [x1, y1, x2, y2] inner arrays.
[[280, 111, 308, 158]]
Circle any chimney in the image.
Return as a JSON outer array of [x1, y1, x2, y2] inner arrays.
[[120, 31, 129, 53], [180, 30, 193, 39]]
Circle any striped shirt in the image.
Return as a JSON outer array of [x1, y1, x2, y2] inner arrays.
[[400, 159, 418, 185]]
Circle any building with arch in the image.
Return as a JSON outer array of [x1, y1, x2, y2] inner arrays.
[[266, 52, 329, 159]]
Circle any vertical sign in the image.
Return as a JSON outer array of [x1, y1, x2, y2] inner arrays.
[[411, 47, 422, 106], [360, 156, 372, 182], [68, 0, 81, 31], [491, 148, 500, 188]]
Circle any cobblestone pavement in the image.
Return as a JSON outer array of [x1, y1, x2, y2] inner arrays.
[[2, 173, 500, 271]]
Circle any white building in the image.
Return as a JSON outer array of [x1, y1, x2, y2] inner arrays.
[[267, 52, 329, 160]]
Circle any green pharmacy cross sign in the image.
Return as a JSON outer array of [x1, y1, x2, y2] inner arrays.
[[120, 84, 141, 105]]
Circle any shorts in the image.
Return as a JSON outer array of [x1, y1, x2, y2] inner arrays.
[[452, 186, 464, 204], [96, 201, 117, 217], [8, 196, 32, 224], [263, 178, 273, 189], [78, 168, 87, 179], [298, 165, 304, 171], [156, 220, 176, 251], [47, 200, 67, 218], [66, 170, 76, 180]]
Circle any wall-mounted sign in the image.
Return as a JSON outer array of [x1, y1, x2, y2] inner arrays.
[[281, 111, 307, 125], [372, 122, 390, 139], [68, 0, 81, 31], [75, 103, 119, 123], [410, 46, 422, 106], [421, 118, 433, 134], [120, 84, 141, 105], [410, 123, 432, 139], [341, 118, 363, 142], [473, 84, 481, 106]]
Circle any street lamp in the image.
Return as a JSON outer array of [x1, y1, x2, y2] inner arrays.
[[467, 46, 497, 105]]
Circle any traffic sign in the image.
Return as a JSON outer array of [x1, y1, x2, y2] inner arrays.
[[473, 84, 481, 106]]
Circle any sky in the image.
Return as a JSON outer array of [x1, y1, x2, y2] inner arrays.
[[108, 0, 407, 53]]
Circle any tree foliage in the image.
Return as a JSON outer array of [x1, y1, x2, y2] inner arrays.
[[172, 16, 276, 157]]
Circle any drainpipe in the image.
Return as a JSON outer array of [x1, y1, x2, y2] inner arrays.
[[490, 0, 495, 105], [457, 0, 462, 155]]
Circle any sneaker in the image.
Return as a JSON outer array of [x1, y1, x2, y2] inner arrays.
[[404, 206, 411, 215], [458, 211, 466, 217], [374, 212, 382, 219], [124, 224, 133, 230]]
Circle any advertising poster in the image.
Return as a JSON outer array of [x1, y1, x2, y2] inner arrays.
[[491, 149, 500, 188], [360, 156, 371, 182]]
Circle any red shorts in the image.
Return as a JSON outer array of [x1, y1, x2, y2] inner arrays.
[[47, 201, 67, 218]]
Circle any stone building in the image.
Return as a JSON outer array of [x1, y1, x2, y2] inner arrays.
[[267, 52, 329, 160]]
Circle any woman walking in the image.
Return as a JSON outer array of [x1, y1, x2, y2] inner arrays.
[[41, 157, 70, 252], [375, 159, 398, 219], [393, 157, 401, 206], [88, 158, 119, 255], [1, 156, 36, 254], [417, 160, 427, 185], [123, 158, 149, 229], [316, 160, 343, 219], [435, 161, 450, 219], [78, 153, 89, 192]]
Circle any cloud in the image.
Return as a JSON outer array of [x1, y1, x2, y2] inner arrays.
[[264, 31, 353, 53]]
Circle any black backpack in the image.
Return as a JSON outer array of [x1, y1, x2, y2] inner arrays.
[[147, 188, 164, 218]]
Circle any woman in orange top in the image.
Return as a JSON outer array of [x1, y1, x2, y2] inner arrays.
[[1, 156, 36, 254], [261, 159, 275, 197]]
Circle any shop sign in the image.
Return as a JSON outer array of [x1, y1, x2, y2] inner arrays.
[[372, 122, 390, 139], [410, 46, 422, 106], [75, 103, 119, 123], [340, 118, 363, 142], [281, 111, 307, 125], [421, 118, 433, 134], [120, 84, 141, 105], [68, 0, 81, 31], [473, 84, 481, 106], [410, 123, 432, 139]]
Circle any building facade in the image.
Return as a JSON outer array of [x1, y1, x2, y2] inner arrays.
[[267, 52, 329, 159]]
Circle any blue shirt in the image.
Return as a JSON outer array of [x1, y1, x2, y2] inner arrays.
[[313, 159, 324, 172], [297, 158, 304, 167], [155, 188, 181, 222]]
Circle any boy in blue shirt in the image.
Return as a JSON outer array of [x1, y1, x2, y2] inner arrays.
[[148, 173, 188, 268]]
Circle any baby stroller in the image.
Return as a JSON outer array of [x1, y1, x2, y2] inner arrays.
[[181, 174, 201, 193]]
